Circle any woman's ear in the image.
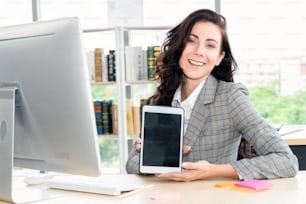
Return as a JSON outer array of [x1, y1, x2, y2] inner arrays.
[[216, 51, 225, 66]]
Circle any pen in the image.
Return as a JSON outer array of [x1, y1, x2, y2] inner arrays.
[[275, 124, 283, 132]]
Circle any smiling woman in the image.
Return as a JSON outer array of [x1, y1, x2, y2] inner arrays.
[[126, 8, 299, 182]]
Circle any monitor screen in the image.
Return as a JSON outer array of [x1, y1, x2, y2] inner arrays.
[[0, 17, 102, 202]]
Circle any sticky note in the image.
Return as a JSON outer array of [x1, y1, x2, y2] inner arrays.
[[231, 186, 258, 192], [150, 192, 180, 201], [214, 181, 237, 188], [234, 179, 273, 191]]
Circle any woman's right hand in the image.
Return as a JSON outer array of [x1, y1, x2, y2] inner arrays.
[[135, 137, 142, 153], [183, 145, 191, 154]]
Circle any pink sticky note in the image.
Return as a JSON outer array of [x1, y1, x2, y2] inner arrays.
[[234, 179, 273, 191], [150, 192, 180, 201]]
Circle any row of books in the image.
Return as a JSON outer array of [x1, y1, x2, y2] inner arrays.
[[87, 48, 116, 83], [93, 99, 145, 136], [125, 45, 160, 81], [87, 46, 161, 83], [93, 99, 116, 135], [126, 98, 148, 135]]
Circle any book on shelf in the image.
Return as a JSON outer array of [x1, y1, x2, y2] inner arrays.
[[147, 45, 160, 80], [140, 99, 148, 107], [139, 99, 148, 130], [93, 99, 103, 135], [132, 106, 140, 135], [87, 50, 95, 82], [152, 45, 161, 80], [124, 46, 134, 82], [126, 99, 143, 136], [125, 46, 144, 82], [102, 49, 108, 82], [142, 49, 148, 81], [107, 50, 116, 82], [137, 48, 146, 80], [126, 99, 134, 135], [102, 99, 113, 134], [94, 48, 103, 82], [111, 103, 118, 135]]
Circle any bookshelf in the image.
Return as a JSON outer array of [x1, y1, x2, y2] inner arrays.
[[83, 26, 170, 173]]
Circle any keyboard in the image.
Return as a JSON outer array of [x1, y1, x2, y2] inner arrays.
[[46, 175, 151, 196]]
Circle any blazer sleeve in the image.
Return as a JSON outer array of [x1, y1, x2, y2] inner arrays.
[[229, 83, 299, 180], [125, 140, 141, 174]]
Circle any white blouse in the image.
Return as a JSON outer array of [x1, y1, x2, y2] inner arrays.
[[171, 80, 206, 133]]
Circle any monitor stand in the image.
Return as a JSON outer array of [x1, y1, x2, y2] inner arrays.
[[0, 87, 61, 203], [0, 87, 17, 203]]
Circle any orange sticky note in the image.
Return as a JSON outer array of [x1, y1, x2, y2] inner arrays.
[[215, 181, 237, 188]]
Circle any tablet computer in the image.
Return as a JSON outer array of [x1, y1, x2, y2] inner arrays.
[[140, 105, 184, 174]]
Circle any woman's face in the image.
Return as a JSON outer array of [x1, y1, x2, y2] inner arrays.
[[179, 21, 225, 84]]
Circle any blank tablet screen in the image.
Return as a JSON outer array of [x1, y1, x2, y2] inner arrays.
[[142, 112, 182, 167]]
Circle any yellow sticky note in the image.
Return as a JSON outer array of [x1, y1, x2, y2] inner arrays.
[[230, 186, 257, 193]]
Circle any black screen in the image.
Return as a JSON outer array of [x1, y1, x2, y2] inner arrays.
[[142, 112, 182, 167]]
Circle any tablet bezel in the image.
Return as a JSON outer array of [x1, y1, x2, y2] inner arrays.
[[139, 105, 184, 174]]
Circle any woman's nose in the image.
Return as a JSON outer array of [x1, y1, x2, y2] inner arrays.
[[195, 44, 205, 56]]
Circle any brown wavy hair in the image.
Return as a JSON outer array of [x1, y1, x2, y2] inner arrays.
[[149, 9, 237, 106]]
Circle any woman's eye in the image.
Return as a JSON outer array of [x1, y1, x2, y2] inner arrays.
[[206, 44, 216, 49], [187, 38, 195, 43]]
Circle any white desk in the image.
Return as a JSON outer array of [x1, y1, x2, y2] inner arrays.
[[281, 126, 306, 170], [282, 126, 306, 146], [1, 171, 306, 204]]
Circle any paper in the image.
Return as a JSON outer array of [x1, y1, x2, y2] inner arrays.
[[150, 192, 180, 201], [234, 179, 273, 191], [214, 181, 237, 188]]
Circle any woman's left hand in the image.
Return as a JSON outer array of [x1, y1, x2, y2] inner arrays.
[[156, 160, 212, 182]]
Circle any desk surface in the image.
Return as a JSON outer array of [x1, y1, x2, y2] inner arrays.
[[2, 171, 306, 204], [281, 125, 306, 145]]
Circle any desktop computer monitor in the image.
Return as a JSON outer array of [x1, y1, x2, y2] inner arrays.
[[0, 17, 102, 202]]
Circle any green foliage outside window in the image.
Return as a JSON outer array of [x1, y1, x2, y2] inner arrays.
[[99, 138, 119, 168], [249, 83, 306, 125]]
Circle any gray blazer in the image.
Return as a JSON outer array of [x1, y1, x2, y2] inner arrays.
[[126, 75, 299, 180]]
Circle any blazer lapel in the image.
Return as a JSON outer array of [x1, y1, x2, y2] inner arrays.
[[183, 75, 218, 146]]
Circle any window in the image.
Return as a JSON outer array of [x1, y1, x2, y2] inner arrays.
[[222, 0, 306, 124], [39, 0, 214, 28], [0, 1, 32, 26], [40, 0, 108, 28]]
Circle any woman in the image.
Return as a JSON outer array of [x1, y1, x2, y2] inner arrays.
[[126, 8, 298, 181]]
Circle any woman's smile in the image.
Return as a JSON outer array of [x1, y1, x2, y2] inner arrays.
[[188, 59, 205, 67]]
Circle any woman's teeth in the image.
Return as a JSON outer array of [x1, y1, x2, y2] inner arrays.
[[189, 59, 204, 66]]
